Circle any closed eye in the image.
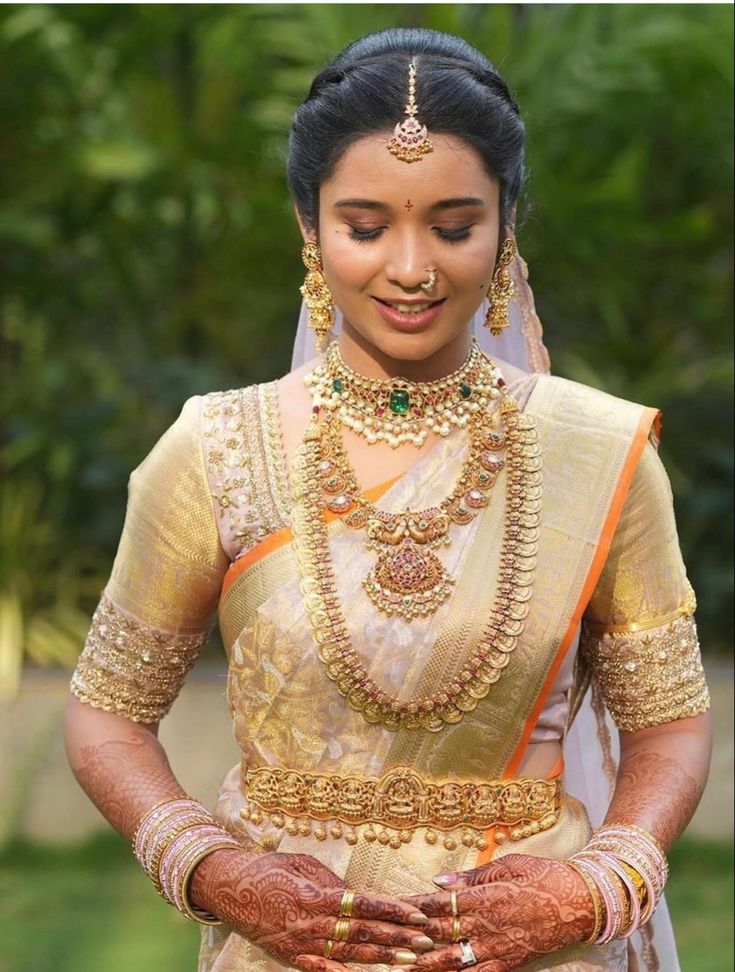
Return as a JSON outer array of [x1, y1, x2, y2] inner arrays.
[[347, 225, 475, 244]]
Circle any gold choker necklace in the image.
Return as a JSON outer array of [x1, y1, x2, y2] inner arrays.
[[304, 342, 507, 448]]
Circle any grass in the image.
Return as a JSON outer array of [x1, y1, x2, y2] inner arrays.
[[0, 834, 731, 972]]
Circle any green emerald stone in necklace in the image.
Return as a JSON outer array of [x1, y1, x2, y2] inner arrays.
[[332, 378, 344, 393], [389, 389, 410, 415], [459, 382, 472, 399]]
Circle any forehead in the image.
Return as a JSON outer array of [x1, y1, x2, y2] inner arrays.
[[322, 132, 498, 205]]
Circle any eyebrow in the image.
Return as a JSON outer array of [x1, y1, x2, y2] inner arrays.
[[333, 197, 485, 211]]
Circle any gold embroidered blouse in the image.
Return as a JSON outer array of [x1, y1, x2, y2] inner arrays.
[[580, 438, 709, 731]]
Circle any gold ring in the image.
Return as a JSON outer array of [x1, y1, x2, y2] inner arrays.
[[324, 939, 334, 958], [452, 915, 462, 943], [339, 889, 356, 917], [334, 916, 351, 942], [450, 889, 459, 916]]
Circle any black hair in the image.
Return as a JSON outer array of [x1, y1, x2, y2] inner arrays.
[[287, 28, 525, 232]]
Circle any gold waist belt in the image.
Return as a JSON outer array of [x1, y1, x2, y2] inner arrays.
[[240, 764, 563, 852]]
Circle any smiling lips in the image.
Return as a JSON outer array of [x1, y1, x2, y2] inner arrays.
[[372, 296, 447, 331]]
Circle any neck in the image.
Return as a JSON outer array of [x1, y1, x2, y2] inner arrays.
[[338, 322, 474, 382]]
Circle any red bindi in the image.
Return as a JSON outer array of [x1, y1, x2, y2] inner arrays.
[[404, 199, 413, 211]]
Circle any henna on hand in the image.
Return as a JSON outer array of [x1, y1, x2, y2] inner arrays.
[[190, 849, 432, 969], [403, 855, 594, 972]]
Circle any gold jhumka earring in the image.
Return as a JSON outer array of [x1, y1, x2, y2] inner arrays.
[[484, 237, 517, 336], [387, 60, 433, 163], [300, 240, 335, 352]]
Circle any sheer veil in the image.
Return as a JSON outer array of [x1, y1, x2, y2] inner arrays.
[[289, 236, 678, 972]]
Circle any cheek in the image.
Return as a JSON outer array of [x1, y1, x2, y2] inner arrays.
[[323, 238, 379, 292]]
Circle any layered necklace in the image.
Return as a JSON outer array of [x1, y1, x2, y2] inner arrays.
[[293, 344, 542, 732]]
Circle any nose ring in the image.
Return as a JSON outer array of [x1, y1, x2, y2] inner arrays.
[[420, 267, 438, 293]]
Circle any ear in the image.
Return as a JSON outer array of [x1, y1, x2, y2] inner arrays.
[[293, 204, 317, 245]]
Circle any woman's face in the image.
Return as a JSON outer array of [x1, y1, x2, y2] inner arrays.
[[301, 132, 503, 367]]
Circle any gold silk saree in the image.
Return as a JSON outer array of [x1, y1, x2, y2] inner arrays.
[[71, 368, 709, 972]]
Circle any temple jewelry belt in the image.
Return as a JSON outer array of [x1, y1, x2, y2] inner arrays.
[[240, 764, 563, 851]]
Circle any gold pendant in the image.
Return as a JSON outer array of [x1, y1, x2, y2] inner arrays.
[[363, 540, 454, 620]]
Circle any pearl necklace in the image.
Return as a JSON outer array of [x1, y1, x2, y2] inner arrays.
[[304, 342, 508, 448]]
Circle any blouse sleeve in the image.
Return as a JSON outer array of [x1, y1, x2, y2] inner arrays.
[[70, 396, 229, 723], [580, 437, 710, 732]]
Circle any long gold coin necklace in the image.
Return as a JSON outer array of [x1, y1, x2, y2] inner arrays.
[[293, 349, 542, 732]]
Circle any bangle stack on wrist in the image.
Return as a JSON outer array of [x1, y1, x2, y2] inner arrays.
[[568, 823, 668, 944], [133, 797, 242, 925]]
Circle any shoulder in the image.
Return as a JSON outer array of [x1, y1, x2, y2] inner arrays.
[[528, 372, 660, 441]]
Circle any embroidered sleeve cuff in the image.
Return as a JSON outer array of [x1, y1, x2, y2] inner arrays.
[[581, 614, 710, 732], [70, 595, 208, 724]]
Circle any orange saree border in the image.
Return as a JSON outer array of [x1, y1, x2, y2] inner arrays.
[[505, 405, 661, 779], [474, 405, 660, 866], [219, 477, 400, 601]]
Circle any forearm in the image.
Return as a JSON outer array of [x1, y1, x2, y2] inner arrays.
[[603, 711, 713, 851], [63, 694, 188, 840]]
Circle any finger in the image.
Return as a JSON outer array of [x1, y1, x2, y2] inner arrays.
[[306, 916, 434, 952], [324, 940, 423, 966], [401, 942, 481, 971], [404, 886, 502, 918], [401, 891, 455, 918], [432, 854, 530, 889], [421, 915, 480, 944], [294, 955, 350, 972], [474, 963, 507, 972], [325, 889, 428, 926]]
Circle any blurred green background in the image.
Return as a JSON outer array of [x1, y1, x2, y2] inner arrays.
[[0, 4, 732, 971]]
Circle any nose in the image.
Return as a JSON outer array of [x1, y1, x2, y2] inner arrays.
[[384, 232, 433, 292]]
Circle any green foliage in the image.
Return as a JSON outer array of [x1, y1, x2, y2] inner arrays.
[[1, 5, 732, 691]]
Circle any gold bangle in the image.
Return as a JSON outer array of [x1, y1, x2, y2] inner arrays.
[[620, 861, 648, 907], [567, 861, 603, 944], [179, 840, 240, 925]]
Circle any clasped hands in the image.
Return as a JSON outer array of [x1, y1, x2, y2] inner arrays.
[[198, 848, 596, 971]]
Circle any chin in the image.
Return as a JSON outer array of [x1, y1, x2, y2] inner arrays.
[[374, 328, 465, 365]]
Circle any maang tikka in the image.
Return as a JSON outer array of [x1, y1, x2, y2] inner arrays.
[[300, 240, 335, 352], [387, 61, 433, 163]]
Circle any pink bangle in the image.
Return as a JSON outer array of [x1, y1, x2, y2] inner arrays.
[[594, 851, 642, 937], [586, 839, 660, 920], [159, 825, 219, 899], [142, 812, 213, 889], [133, 799, 207, 858], [591, 826, 668, 885], [572, 856, 625, 943]]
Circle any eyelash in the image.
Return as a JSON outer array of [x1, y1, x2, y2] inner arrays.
[[348, 226, 474, 244]]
